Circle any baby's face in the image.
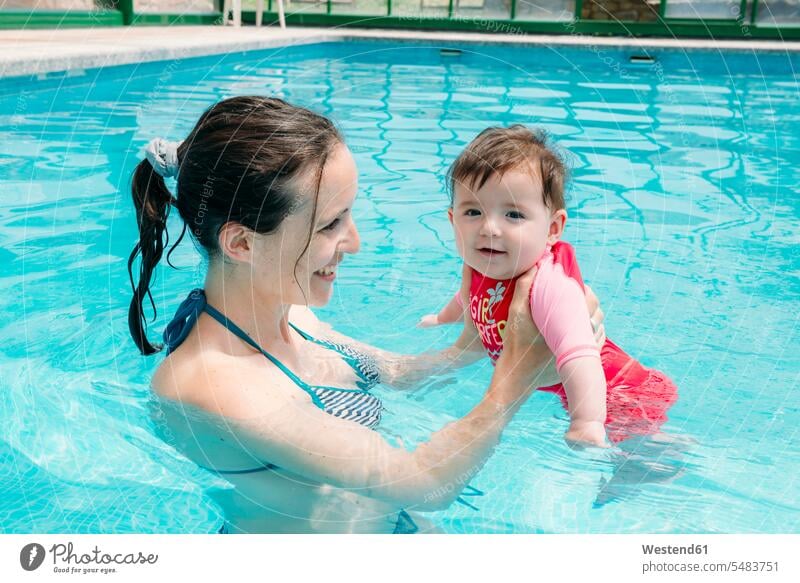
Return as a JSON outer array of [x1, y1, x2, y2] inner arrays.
[[450, 167, 566, 280]]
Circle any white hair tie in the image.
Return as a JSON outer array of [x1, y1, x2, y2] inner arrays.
[[144, 137, 181, 178]]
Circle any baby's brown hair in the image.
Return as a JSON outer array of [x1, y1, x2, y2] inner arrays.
[[447, 125, 567, 211]]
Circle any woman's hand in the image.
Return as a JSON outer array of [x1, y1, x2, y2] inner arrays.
[[585, 284, 606, 348], [492, 275, 608, 396], [491, 266, 553, 405]]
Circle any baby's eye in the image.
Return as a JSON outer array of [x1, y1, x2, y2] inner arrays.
[[464, 209, 482, 217], [506, 210, 526, 220]]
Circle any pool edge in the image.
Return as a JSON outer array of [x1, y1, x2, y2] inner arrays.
[[1, 25, 799, 81]]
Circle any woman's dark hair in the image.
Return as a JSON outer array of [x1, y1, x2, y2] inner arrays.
[[128, 96, 342, 355]]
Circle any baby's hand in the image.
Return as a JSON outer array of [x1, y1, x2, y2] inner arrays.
[[565, 420, 610, 449], [417, 314, 441, 328]]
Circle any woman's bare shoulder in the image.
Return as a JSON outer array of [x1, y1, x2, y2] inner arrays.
[[152, 345, 307, 421], [150, 306, 325, 421], [288, 304, 326, 333]]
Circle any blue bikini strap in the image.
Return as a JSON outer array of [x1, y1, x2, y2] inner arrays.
[[163, 289, 324, 408], [202, 303, 325, 409], [289, 322, 369, 383], [163, 288, 206, 355], [290, 322, 338, 350]]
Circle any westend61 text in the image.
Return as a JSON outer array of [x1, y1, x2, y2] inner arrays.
[[642, 544, 708, 555]]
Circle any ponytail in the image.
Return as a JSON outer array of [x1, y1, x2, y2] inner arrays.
[[126, 96, 342, 356], [127, 159, 185, 355]]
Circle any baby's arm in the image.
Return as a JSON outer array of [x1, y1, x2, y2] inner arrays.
[[531, 258, 608, 448], [418, 294, 464, 328], [559, 357, 608, 448], [418, 268, 468, 328]]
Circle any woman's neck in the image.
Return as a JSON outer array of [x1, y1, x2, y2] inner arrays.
[[203, 265, 295, 352]]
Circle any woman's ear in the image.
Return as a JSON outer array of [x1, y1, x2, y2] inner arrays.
[[547, 209, 567, 245], [218, 222, 254, 263]]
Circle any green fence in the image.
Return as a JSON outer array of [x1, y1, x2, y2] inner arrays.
[[1, 0, 798, 39]]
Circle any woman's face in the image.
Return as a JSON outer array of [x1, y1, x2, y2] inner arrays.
[[251, 142, 361, 307]]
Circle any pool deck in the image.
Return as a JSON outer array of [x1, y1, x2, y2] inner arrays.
[[2, 25, 799, 79]]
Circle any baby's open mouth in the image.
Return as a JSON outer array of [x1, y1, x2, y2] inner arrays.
[[477, 247, 507, 257]]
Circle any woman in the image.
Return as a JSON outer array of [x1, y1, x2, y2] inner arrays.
[[130, 96, 606, 534]]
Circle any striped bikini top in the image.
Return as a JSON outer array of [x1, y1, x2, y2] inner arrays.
[[163, 289, 383, 430]]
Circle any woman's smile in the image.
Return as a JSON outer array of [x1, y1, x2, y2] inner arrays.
[[314, 264, 337, 282]]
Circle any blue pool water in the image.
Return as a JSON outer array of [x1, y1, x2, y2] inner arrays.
[[0, 41, 798, 534]]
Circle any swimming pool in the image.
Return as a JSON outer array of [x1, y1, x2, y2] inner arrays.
[[0, 40, 797, 534]]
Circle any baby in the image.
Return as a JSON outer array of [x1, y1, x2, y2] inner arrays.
[[420, 125, 678, 448]]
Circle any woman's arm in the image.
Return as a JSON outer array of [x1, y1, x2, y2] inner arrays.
[[189, 267, 551, 512], [295, 308, 485, 389], [300, 263, 485, 389], [224, 360, 536, 511], [302, 268, 607, 390]]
